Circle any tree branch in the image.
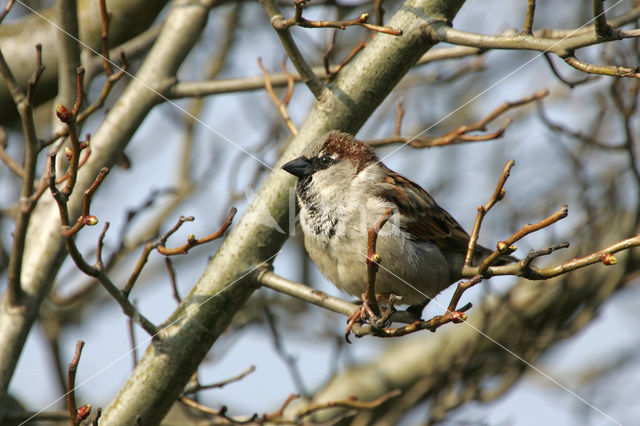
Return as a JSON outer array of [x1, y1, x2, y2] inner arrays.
[[258, 0, 326, 99], [425, 20, 640, 78]]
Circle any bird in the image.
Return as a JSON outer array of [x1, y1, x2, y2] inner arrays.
[[282, 131, 514, 318]]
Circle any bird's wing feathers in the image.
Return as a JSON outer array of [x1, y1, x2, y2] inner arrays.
[[375, 170, 472, 253]]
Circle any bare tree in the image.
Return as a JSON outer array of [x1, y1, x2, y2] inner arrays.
[[0, 0, 639, 424]]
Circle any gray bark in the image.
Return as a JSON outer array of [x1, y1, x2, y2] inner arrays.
[[0, 0, 169, 123], [0, 0, 210, 404], [99, 0, 467, 424]]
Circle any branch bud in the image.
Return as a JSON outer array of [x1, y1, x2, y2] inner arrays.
[[450, 311, 467, 323], [65, 146, 73, 159], [367, 252, 382, 265], [76, 404, 92, 421], [55, 104, 72, 122], [84, 215, 98, 226], [599, 253, 617, 265], [187, 234, 197, 244], [497, 241, 516, 254]]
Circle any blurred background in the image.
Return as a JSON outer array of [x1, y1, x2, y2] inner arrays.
[[1, 0, 639, 424]]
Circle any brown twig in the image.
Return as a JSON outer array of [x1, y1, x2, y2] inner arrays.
[[469, 233, 640, 280], [67, 340, 85, 426], [264, 307, 309, 396], [537, 101, 623, 150], [60, 167, 109, 238], [48, 152, 158, 336], [157, 208, 236, 255], [394, 101, 404, 136], [345, 208, 393, 340], [3, 43, 44, 306], [543, 53, 597, 88], [374, 0, 384, 27], [55, 67, 85, 198], [43, 44, 128, 148], [477, 205, 569, 276], [465, 160, 515, 266], [563, 54, 640, 79], [257, 57, 298, 135], [96, 222, 109, 270], [92, 408, 102, 425], [0, 0, 15, 25], [183, 365, 256, 395], [164, 258, 181, 303], [99, 0, 112, 76], [0, 126, 24, 177], [365, 208, 393, 307], [592, 0, 612, 39], [353, 302, 473, 338], [323, 30, 338, 78], [179, 398, 260, 424], [259, 0, 325, 99], [56, 143, 91, 184], [368, 89, 549, 148], [323, 32, 366, 80], [273, 1, 402, 36], [296, 389, 401, 419], [522, 0, 536, 35], [122, 208, 236, 297], [128, 300, 138, 369], [262, 394, 299, 421]]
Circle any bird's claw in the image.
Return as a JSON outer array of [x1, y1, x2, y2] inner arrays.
[[344, 292, 400, 342]]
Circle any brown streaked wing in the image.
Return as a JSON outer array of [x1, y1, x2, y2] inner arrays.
[[375, 170, 472, 253]]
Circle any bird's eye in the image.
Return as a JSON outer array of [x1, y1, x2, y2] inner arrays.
[[319, 154, 332, 164]]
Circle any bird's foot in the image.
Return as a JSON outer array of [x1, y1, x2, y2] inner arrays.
[[344, 292, 401, 342]]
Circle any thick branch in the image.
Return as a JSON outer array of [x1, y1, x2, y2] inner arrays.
[[0, 0, 170, 122], [0, 0, 215, 401], [425, 21, 640, 78]]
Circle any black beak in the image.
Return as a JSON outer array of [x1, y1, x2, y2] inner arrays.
[[282, 156, 313, 178]]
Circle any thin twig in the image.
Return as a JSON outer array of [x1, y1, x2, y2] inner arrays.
[[522, 0, 536, 35], [296, 389, 401, 419], [123, 208, 236, 297], [3, 44, 44, 306], [257, 58, 298, 135], [0, 0, 15, 25], [262, 394, 299, 421], [563, 54, 640, 79], [465, 160, 515, 266], [477, 205, 569, 276], [592, 0, 612, 39], [264, 307, 309, 396], [259, 0, 325, 99], [164, 258, 181, 303], [0, 126, 24, 177], [60, 166, 108, 238], [99, 0, 112, 76], [543, 53, 597, 88], [183, 365, 256, 395], [48, 153, 158, 336], [273, 1, 402, 36], [156, 207, 236, 255], [67, 340, 85, 426], [128, 300, 138, 369], [369, 89, 549, 148], [394, 101, 404, 136]]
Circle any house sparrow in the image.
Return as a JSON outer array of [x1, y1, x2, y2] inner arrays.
[[282, 131, 513, 314]]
